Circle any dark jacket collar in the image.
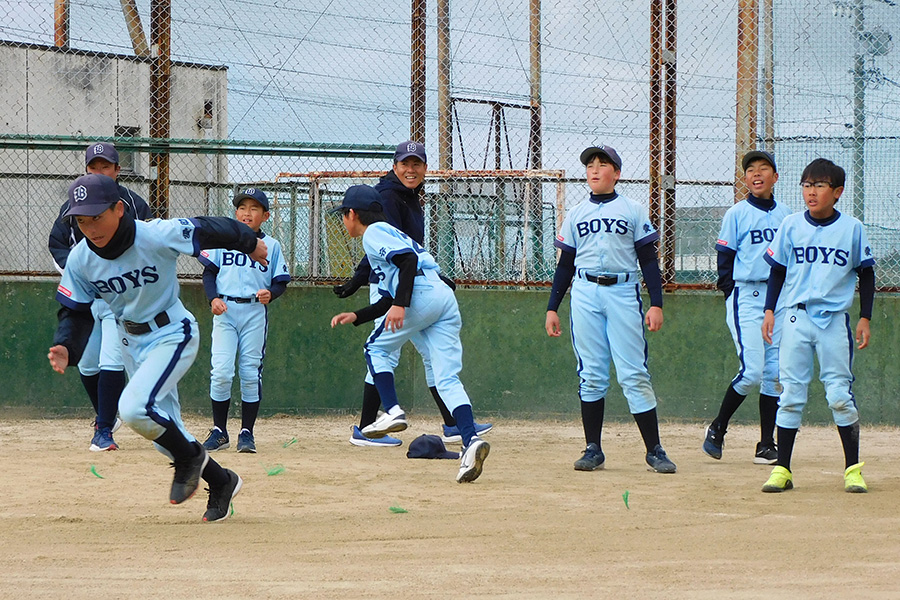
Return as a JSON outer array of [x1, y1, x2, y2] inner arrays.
[[86, 211, 136, 260]]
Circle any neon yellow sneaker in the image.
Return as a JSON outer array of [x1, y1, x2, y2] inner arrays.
[[762, 465, 793, 492], [844, 462, 867, 493]]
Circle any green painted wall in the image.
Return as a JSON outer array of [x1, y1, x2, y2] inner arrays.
[[4, 280, 898, 425]]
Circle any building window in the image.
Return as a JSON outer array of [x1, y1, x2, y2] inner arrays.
[[114, 125, 141, 174]]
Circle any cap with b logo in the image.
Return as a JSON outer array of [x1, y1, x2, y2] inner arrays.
[[579, 145, 622, 170], [233, 187, 270, 211], [85, 142, 119, 167], [62, 174, 120, 219], [393, 140, 427, 163]]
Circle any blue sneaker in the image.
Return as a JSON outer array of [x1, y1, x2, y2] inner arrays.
[[441, 422, 494, 444], [349, 426, 402, 447], [89, 426, 118, 452], [574, 443, 605, 471], [236, 429, 257, 453], [702, 423, 725, 460], [202, 427, 230, 452], [646, 444, 677, 473]]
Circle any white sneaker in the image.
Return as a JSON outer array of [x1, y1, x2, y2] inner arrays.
[[457, 437, 490, 483], [361, 411, 408, 439]]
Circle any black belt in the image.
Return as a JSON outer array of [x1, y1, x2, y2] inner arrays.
[[797, 303, 806, 311], [219, 295, 260, 304], [584, 274, 619, 286], [122, 311, 170, 335]]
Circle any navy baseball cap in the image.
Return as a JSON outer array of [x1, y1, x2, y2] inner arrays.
[[580, 145, 622, 170], [742, 150, 777, 172], [62, 174, 120, 219], [85, 142, 119, 166], [233, 187, 270, 211], [330, 185, 383, 213], [394, 140, 427, 163], [406, 434, 460, 459]]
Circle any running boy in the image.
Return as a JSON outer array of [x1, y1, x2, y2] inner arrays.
[[48, 173, 266, 521], [48, 142, 152, 451], [545, 145, 676, 474], [702, 150, 791, 464], [330, 185, 490, 483], [199, 188, 290, 454], [760, 158, 874, 494]]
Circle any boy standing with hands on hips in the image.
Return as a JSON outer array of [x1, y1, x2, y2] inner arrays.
[[760, 158, 874, 494], [199, 188, 290, 454], [49, 173, 267, 521], [545, 145, 676, 474]]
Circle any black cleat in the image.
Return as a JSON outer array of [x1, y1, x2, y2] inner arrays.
[[203, 469, 243, 522], [169, 442, 209, 504]]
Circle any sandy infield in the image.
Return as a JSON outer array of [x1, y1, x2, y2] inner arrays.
[[1, 416, 899, 599]]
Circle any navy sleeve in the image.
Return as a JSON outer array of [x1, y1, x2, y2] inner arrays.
[[716, 249, 736, 298], [52, 305, 94, 366], [547, 250, 575, 312], [352, 254, 374, 285], [390, 251, 418, 308], [353, 295, 393, 325], [269, 279, 288, 301], [764, 262, 786, 311], [48, 202, 75, 270], [858, 266, 874, 320], [637, 242, 663, 308], [202, 263, 220, 302], [191, 217, 258, 255]]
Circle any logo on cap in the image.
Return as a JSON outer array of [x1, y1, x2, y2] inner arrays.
[[244, 188, 256, 195], [73, 185, 88, 202], [92, 144, 105, 155], [406, 143, 417, 152]]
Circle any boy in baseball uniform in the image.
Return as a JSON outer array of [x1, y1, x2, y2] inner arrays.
[[760, 158, 874, 493], [199, 188, 290, 454], [703, 150, 791, 464], [48, 142, 152, 451], [545, 145, 676, 474], [49, 173, 267, 521], [330, 185, 490, 483]]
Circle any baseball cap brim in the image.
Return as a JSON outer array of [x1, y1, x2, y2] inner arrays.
[[742, 150, 776, 172], [233, 193, 269, 211], [62, 201, 116, 219], [579, 146, 622, 169]]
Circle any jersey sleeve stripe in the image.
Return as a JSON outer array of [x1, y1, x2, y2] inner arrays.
[[763, 252, 783, 268], [56, 292, 92, 311], [383, 248, 416, 262], [553, 238, 576, 254], [859, 257, 875, 269], [272, 274, 291, 283], [634, 231, 660, 248], [715, 242, 736, 254]]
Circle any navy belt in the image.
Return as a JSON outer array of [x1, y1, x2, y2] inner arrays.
[[219, 295, 260, 304], [584, 274, 619, 286], [797, 303, 806, 311], [122, 311, 170, 335]]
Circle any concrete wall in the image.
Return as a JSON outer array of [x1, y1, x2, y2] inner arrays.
[[4, 279, 899, 425]]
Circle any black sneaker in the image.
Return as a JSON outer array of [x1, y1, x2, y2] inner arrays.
[[702, 423, 725, 460], [574, 443, 605, 471], [646, 444, 677, 473], [169, 442, 209, 504], [202, 427, 230, 452], [203, 469, 243, 522], [236, 429, 257, 453], [754, 442, 778, 465]]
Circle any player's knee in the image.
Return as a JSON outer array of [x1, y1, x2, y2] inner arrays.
[[118, 402, 146, 426]]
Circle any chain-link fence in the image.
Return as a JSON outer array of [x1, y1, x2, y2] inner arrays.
[[2, 0, 899, 287]]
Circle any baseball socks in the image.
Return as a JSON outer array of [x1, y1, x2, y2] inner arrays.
[[775, 426, 798, 471], [80, 373, 101, 415], [241, 400, 259, 433], [451, 404, 477, 447], [371, 372, 403, 413], [211, 398, 231, 434], [580, 398, 605, 448], [359, 383, 381, 429], [759, 394, 779, 445], [96, 369, 125, 430], [837, 421, 861, 468], [713, 385, 747, 432], [430, 387, 456, 427], [633, 408, 662, 451]]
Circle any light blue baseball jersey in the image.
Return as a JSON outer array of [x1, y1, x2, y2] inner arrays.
[[56, 218, 201, 322], [554, 194, 658, 273], [765, 210, 875, 328], [362, 221, 440, 299], [198, 232, 290, 296], [716, 198, 791, 282]]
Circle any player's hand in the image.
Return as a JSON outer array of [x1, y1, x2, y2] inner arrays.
[[385, 305, 405, 332], [256, 289, 272, 304], [762, 310, 775, 344], [545, 311, 561, 337], [48, 345, 69, 374], [250, 238, 268, 267], [333, 279, 362, 298], [856, 317, 870, 349], [645, 306, 663, 332], [210, 298, 227, 315], [331, 312, 357, 327]]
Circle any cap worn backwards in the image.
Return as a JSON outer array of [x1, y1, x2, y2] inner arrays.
[[406, 434, 460, 459], [331, 184, 383, 214], [579, 145, 622, 170], [741, 150, 777, 172], [233, 187, 270, 211], [393, 140, 427, 163], [63, 173, 120, 219], [85, 142, 119, 166]]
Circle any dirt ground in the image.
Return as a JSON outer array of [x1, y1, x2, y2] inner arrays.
[[2, 416, 900, 599]]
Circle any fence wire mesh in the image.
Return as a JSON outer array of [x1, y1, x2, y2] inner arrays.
[[2, 0, 899, 287]]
